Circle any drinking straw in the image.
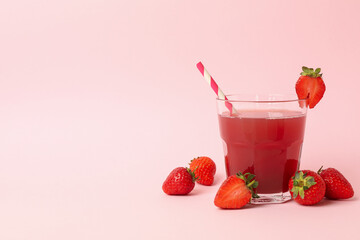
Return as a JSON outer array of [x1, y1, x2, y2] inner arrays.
[[196, 61, 237, 114]]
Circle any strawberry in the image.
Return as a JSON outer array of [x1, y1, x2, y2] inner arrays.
[[295, 66, 326, 108], [214, 172, 258, 209], [289, 170, 326, 205], [162, 167, 196, 195], [189, 156, 216, 186], [318, 166, 354, 200]]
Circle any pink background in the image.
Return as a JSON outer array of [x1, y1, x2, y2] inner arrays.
[[1, 0, 359, 239]]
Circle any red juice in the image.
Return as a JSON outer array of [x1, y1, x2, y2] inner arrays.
[[218, 110, 306, 194]]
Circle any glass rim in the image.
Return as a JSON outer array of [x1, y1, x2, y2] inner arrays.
[[216, 93, 308, 103]]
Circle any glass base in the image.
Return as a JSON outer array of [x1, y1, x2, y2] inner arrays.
[[250, 191, 292, 204]]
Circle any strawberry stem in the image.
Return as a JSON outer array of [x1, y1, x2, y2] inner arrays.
[[317, 166, 324, 175], [247, 179, 256, 188]]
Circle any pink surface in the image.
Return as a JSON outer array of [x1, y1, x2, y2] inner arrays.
[[0, 0, 359, 239]]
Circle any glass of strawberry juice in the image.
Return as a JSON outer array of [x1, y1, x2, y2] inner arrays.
[[217, 94, 307, 203]]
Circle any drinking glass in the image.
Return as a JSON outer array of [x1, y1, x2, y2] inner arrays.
[[217, 94, 307, 203]]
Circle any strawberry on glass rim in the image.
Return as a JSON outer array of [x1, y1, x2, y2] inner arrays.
[[296, 66, 326, 108]]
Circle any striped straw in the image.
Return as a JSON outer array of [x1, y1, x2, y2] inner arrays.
[[196, 61, 237, 114]]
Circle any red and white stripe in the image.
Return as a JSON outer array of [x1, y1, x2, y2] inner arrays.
[[196, 61, 236, 114]]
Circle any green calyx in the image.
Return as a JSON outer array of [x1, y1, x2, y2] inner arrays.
[[300, 66, 322, 78], [188, 158, 200, 181], [291, 171, 317, 199], [236, 172, 259, 199], [186, 168, 198, 183]]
